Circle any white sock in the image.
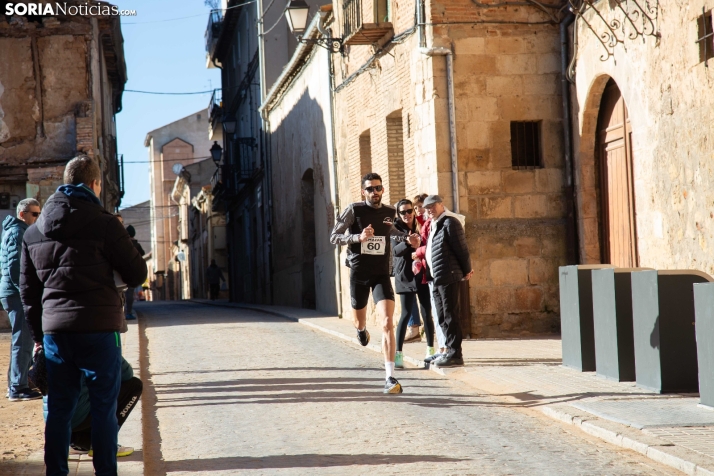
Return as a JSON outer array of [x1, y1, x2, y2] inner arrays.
[[385, 361, 395, 379], [358, 326, 365, 332]]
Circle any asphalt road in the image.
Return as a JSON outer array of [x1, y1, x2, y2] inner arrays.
[[137, 301, 678, 475]]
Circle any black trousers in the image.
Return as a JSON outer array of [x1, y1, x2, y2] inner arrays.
[[396, 284, 434, 351], [432, 281, 462, 357], [71, 376, 143, 450], [209, 283, 220, 300]]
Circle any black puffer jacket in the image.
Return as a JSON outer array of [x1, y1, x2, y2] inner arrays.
[[391, 220, 420, 294], [428, 214, 472, 286], [20, 190, 147, 342]]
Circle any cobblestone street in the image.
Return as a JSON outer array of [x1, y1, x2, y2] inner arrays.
[[136, 301, 678, 475]]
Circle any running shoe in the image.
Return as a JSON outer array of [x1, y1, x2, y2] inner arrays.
[[69, 445, 89, 456], [384, 376, 403, 394], [356, 328, 370, 346], [8, 388, 42, 401], [425, 346, 436, 358], [88, 445, 134, 457], [424, 352, 442, 363], [395, 351, 404, 368], [404, 326, 421, 343], [433, 353, 464, 367]]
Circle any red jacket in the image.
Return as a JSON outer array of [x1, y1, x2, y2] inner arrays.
[[413, 218, 431, 284]]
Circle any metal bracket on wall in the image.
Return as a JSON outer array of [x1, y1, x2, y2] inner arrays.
[[570, 0, 659, 61]]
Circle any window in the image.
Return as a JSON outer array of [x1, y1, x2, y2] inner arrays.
[[697, 9, 714, 66], [510, 121, 542, 169], [359, 130, 372, 177]]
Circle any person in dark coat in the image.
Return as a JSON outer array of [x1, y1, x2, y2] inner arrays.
[[391, 199, 435, 368], [206, 259, 225, 300], [20, 155, 148, 476], [1, 198, 42, 401], [423, 195, 473, 367], [124, 225, 145, 319]]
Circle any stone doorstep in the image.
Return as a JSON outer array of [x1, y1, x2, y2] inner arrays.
[[189, 299, 714, 476]]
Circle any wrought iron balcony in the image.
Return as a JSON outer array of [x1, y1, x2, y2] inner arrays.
[[208, 88, 223, 139], [205, 10, 223, 65], [342, 0, 393, 45]]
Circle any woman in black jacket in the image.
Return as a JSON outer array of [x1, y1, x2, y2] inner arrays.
[[392, 199, 435, 367]]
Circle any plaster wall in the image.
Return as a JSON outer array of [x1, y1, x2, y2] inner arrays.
[[267, 46, 339, 314], [572, 1, 714, 274]]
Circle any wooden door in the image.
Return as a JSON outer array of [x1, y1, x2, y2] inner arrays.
[[598, 80, 638, 267]]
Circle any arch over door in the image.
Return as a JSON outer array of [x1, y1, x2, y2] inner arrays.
[[597, 80, 638, 267]]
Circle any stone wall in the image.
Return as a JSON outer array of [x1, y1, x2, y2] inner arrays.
[[571, 1, 714, 274], [431, 22, 567, 336]]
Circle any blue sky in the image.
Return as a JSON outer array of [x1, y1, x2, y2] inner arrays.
[[116, 0, 221, 209]]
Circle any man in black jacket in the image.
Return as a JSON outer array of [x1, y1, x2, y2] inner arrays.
[[20, 156, 147, 476], [423, 195, 473, 367]]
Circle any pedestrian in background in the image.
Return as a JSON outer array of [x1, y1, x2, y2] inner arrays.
[[124, 225, 145, 320], [423, 195, 473, 367], [206, 259, 225, 300], [1, 198, 42, 401], [392, 198, 435, 367], [21, 155, 147, 476]]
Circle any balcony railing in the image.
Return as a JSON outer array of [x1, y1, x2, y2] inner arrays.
[[208, 88, 223, 138], [342, 0, 392, 45], [205, 10, 223, 59]]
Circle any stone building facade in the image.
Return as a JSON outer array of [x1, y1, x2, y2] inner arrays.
[[144, 110, 221, 300], [329, 0, 568, 334], [570, 1, 714, 277], [0, 2, 127, 213]]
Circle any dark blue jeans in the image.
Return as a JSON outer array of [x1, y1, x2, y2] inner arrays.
[[44, 332, 122, 476], [1, 294, 33, 392]]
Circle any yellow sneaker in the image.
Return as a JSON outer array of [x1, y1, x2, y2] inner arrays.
[[88, 445, 134, 458]]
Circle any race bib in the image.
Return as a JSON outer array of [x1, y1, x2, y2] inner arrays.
[[361, 236, 386, 255]]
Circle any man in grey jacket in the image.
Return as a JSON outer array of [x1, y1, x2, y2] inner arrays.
[[1, 198, 42, 401], [423, 195, 473, 367]]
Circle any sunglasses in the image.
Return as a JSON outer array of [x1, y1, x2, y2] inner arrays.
[[28, 212, 40, 218], [364, 185, 383, 193], [398, 209, 414, 216]]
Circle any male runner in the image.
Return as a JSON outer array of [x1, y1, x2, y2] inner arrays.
[[330, 173, 420, 394]]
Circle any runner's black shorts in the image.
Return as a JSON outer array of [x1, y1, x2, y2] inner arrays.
[[349, 271, 395, 309]]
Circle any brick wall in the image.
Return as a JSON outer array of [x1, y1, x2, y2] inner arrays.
[[386, 112, 405, 203]]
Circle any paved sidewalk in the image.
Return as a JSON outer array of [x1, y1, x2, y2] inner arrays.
[[193, 299, 714, 476]]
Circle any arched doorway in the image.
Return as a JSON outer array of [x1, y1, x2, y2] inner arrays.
[[301, 169, 317, 309], [596, 79, 638, 267]]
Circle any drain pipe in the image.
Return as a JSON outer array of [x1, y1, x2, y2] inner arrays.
[[420, 46, 459, 213], [560, 11, 578, 264]]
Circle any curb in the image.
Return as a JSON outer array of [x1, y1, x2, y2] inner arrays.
[[541, 405, 714, 476], [188, 300, 713, 475]]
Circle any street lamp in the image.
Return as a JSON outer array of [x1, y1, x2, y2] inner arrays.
[[285, 0, 310, 34], [285, 0, 343, 53], [222, 116, 237, 135], [210, 141, 223, 166]]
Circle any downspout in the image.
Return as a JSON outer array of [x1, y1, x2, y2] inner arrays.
[[560, 12, 578, 264], [320, 13, 344, 319], [420, 47, 459, 213]]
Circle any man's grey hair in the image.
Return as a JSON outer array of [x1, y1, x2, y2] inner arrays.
[[17, 198, 40, 217]]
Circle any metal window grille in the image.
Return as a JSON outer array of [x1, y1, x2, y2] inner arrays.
[[697, 9, 714, 67], [510, 121, 542, 169], [343, 0, 362, 39]]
